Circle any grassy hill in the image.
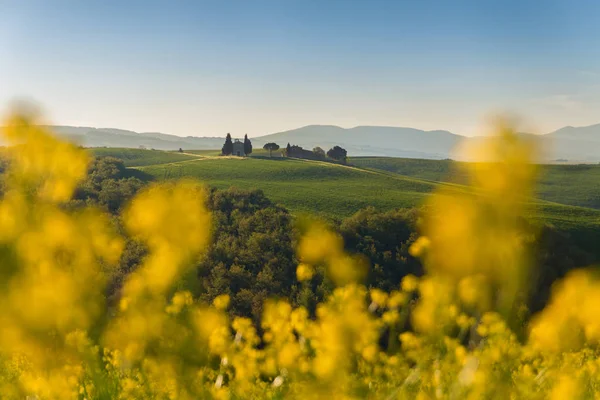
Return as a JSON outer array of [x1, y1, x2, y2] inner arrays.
[[350, 157, 600, 210], [122, 152, 600, 234], [180, 148, 283, 158], [180, 149, 222, 157], [90, 148, 198, 167], [83, 148, 600, 253], [536, 164, 600, 210], [136, 157, 437, 218]]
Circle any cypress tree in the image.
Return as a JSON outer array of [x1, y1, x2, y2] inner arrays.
[[244, 134, 253, 156], [222, 133, 233, 155]]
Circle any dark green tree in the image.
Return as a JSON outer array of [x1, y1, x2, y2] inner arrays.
[[196, 188, 298, 322], [178, 148, 183, 153], [72, 156, 144, 214], [313, 146, 326, 158], [244, 134, 253, 156], [222, 133, 233, 155], [263, 142, 280, 158], [286, 143, 292, 157], [340, 207, 421, 291], [327, 145, 347, 162]]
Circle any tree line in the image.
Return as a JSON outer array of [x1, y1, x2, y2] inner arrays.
[[218, 133, 348, 162], [262, 142, 348, 162]]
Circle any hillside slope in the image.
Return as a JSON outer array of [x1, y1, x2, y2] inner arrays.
[[136, 157, 438, 218], [129, 155, 600, 234], [351, 157, 600, 210], [89, 148, 199, 167]]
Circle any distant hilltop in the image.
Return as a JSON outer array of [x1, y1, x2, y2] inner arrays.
[[40, 125, 226, 152], [32, 123, 600, 162]]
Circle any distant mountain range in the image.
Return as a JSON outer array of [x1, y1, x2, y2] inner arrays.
[[256, 125, 464, 159], [42, 126, 226, 150], [543, 125, 600, 161], [30, 123, 600, 162], [260, 124, 600, 162]]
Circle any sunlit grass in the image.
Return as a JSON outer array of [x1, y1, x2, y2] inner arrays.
[[352, 156, 600, 210], [90, 148, 198, 167]]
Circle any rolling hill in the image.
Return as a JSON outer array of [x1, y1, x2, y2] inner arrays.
[[89, 148, 198, 167], [45, 126, 225, 150], [259, 124, 600, 162], [111, 150, 600, 233], [549, 123, 600, 142], [39, 121, 600, 162], [254, 125, 463, 159], [543, 124, 600, 161], [350, 157, 600, 210], [135, 156, 437, 218]]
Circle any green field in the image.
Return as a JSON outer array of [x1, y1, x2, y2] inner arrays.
[[84, 148, 600, 242], [137, 157, 435, 218], [179, 149, 222, 156], [536, 164, 600, 210], [351, 157, 600, 210], [89, 148, 198, 167], [350, 157, 457, 182], [180, 148, 283, 158], [125, 153, 600, 234]]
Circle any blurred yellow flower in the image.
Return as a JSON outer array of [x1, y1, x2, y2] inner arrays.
[[296, 263, 315, 281], [213, 294, 231, 311], [550, 375, 582, 400], [409, 236, 430, 257], [401, 274, 419, 292]]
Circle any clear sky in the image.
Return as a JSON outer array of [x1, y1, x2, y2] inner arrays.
[[2, 0, 600, 137]]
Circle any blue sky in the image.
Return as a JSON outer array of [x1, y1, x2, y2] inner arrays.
[[2, 0, 600, 137]]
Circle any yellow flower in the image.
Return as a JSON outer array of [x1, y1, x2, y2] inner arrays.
[[278, 342, 301, 368], [458, 274, 491, 311], [166, 291, 194, 314], [328, 253, 368, 286], [382, 310, 400, 325], [297, 223, 343, 264], [213, 294, 231, 311], [370, 288, 388, 309], [409, 236, 430, 257], [361, 344, 378, 362], [455, 345, 466, 363], [296, 263, 315, 281], [290, 307, 308, 334], [401, 274, 419, 292], [418, 121, 538, 322], [550, 375, 581, 400], [387, 290, 407, 308]]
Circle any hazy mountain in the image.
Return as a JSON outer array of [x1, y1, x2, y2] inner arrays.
[[254, 125, 464, 159], [542, 124, 600, 162], [43, 126, 225, 150], [22, 123, 600, 162], [257, 124, 600, 162], [548, 124, 600, 142]]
